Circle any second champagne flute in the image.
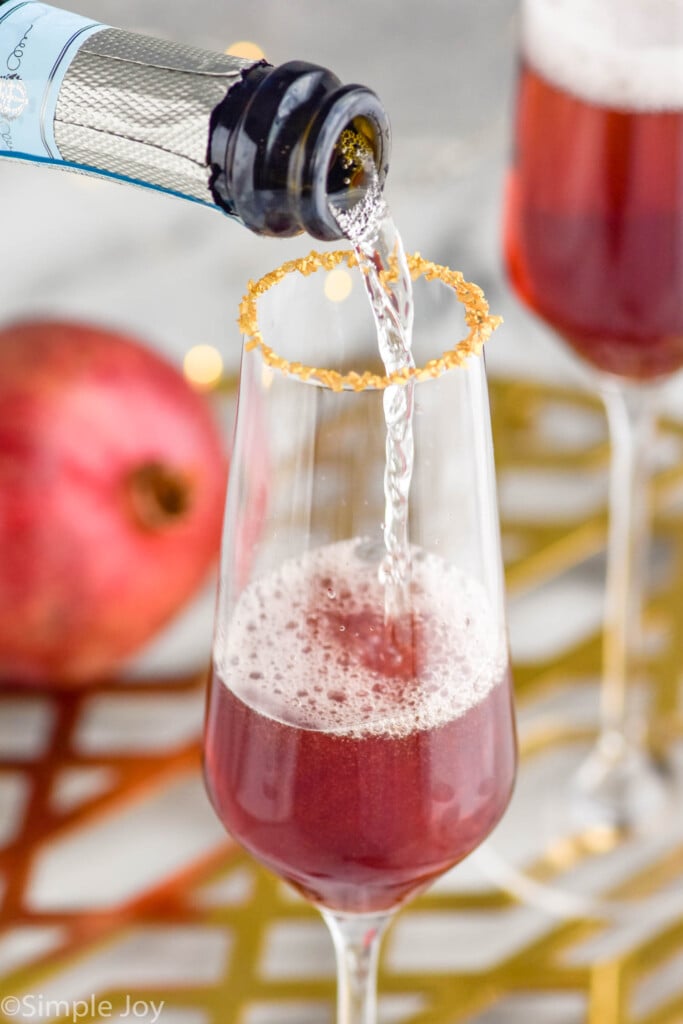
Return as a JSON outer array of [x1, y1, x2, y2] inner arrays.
[[501, 0, 683, 914]]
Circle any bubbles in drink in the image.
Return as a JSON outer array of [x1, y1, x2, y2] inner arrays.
[[215, 539, 505, 739], [523, 0, 683, 110]]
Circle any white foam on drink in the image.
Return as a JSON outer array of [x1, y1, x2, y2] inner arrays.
[[523, 0, 683, 110], [215, 539, 506, 739]]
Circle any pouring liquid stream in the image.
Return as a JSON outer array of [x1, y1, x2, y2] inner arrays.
[[331, 132, 416, 641]]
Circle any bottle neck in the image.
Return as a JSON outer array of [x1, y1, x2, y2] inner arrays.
[[0, 2, 390, 239]]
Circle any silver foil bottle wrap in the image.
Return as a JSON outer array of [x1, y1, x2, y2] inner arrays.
[[54, 28, 257, 204], [0, 1, 260, 207]]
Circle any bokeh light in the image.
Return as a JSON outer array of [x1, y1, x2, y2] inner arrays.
[[183, 344, 224, 390], [225, 41, 266, 61], [324, 268, 353, 303]]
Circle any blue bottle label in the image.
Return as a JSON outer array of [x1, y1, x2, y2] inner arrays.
[[0, 1, 103, 160]]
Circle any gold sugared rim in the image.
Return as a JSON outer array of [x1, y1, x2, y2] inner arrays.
[[238, 250, 503, 392]]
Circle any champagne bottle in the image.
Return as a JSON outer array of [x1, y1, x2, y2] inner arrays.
[[0, 1, 390, 238]]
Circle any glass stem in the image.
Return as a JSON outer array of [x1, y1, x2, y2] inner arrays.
[[322, 910, 391, 1024], [599, 381, 657, 756]]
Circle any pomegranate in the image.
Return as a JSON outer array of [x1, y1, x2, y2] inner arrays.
[[0, 320, 228, 685]]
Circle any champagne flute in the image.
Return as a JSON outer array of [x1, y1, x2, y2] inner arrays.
[[203, 251, 516, 1022], [500, 0, 683, 907]]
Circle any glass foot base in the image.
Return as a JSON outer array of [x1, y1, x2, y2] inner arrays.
[[569, 733, 674, 836], [479, 736, 683, 923]]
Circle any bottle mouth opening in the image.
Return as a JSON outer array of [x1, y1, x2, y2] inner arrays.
[[326, 114, 384, 201], [302, 89, 391, 241], [213, 61, 391, 241]]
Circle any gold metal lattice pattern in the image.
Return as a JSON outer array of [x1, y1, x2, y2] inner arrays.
[[1, 376, 683, 1024]]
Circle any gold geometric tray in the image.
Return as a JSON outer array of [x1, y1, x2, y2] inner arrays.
[[1, 376, 683, 1024]]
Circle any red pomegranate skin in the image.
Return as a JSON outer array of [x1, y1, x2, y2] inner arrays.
[[0, 320, 228, 685]]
